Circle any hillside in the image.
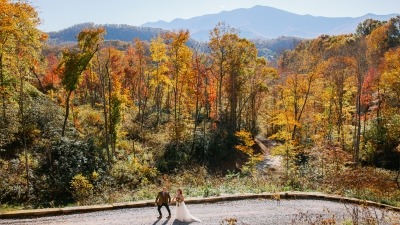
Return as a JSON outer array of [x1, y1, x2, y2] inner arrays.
[[4, 0, 400, 214], [142, 5, 398, 41], [252, 36, 303, 61], [46, 23, 303, 61], [47, 23, 165, 45]]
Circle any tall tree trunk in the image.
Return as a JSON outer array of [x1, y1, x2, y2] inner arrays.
[[106, 60, 114, 157], [237, 93, 243, 131], [327, 96, 333, 144], [292, 74, 312, 141], [97, 52, 111, 166], [102, 80, 110, 166], [192, 95, 199, 154], [337, 89, 345, 150], [154, 64, 161, 126], [137, 57, 143, 129], [166, 86, 171, 121], [353, 76, 362, 165], [89, 66, 95, 108], [157, 85, 164, 126], [178, 75, 184, 117], [173, 59, 180, 143], [141, 73, 151, 128], [229, 70, 238, 136], [30, 67, 45, 93], [62, 90, 73, 137], [192, 65, 201, 153], [202, 71, 209, 163], [23, 110, 29, 197], [292, 74, 299, 140], [355, 102, 362, 164], [174, 71, 178, 123], [0, 53, 6, 125], [251, 94, 257, 134], [19, 68, 30, 196], [353, 56, 366, 165], [353, 39, 367, 165], [217, 60, 223, 121], [236, 93, 255, 130]]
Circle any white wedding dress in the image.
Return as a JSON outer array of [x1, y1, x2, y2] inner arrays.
[[175, 198, 201, 222]]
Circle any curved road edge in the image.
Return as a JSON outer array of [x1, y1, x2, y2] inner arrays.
[[1, 191, 399, 219]]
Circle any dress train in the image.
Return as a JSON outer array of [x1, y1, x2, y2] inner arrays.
[[175, 201, 201, 222]]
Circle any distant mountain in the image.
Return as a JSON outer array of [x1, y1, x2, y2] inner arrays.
[[142, 5, 399, 41], [252, 36, 303, 62], [46, 22, 303, 63], [47, 23, 165, 45]]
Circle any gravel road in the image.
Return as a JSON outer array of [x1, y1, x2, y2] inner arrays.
[[1, 199, 399, 225]]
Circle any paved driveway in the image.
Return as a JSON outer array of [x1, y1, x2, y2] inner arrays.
[[1, 199, 399, 225]]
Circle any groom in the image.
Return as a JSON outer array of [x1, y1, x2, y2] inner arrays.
[[155, 187, 171, 219]]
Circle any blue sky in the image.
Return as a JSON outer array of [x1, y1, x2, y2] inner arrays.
[[32, 0, 400, 32]]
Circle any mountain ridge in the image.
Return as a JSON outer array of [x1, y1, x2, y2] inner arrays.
[[141, 5, 399, 41], [47, 23, 165, 45]]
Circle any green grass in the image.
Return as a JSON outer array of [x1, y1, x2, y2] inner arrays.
[[2, 166, 399, 212], [0, 204, 24, 213], [102, 173, 286, 204]]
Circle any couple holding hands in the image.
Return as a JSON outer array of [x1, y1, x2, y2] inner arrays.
[[155, 187, 201, 222]]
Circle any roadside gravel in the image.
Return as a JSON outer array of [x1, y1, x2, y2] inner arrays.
[[1, 199, 399, 225]]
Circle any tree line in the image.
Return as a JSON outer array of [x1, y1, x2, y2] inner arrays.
[[1, 0, 276, 205], [267, 17, 400, 171], [1, 0, 399, 206]]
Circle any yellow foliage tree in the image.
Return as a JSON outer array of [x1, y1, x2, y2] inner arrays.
[[235, 130, 261, 175], [235, 130, 255, 156]]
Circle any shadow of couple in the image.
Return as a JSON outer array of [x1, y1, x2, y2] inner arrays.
[[152, 218, 195, 225]]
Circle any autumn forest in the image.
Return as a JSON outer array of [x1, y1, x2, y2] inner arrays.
[[1, 0, 400, 209]]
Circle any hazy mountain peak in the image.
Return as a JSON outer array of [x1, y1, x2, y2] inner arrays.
[[141, 5, 398, 41]]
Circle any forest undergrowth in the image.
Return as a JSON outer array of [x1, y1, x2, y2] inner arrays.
[[1, 1, 400, 218], [4, 147, 399, 212]]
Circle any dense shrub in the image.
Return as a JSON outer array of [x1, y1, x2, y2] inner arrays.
[[36, 138, 107, 205], [70, 173, 94, 205], [0, 154, 36, 204], [156, 125, 244, 173], [110, 156, 158, 189], [157, 140, 192, 173], [364, 116, 400, 169]]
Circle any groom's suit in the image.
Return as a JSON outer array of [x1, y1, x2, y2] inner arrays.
[[156, 191, 171, 217]]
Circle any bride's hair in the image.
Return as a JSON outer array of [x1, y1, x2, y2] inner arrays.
[[178, 189, 183, 195]]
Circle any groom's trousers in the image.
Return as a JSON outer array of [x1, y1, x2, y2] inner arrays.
[[157, 203, 171, 216]]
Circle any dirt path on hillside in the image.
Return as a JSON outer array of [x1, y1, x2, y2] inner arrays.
[[255, 135, 282, 173]]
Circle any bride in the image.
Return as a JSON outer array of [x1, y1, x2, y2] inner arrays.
[[174, 189, 201, 222]]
